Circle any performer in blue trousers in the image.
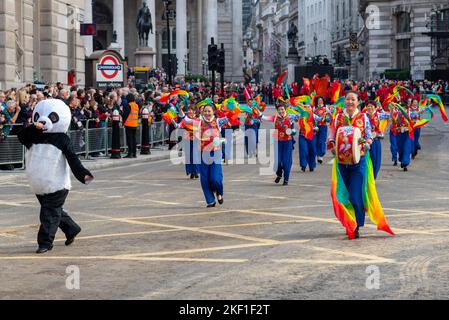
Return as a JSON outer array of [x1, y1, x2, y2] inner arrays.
[[313, 97, 330, 164], [364, 101, 390, 179], [244, 113, 260, 158], [221, 127, 233, 162], [410, 99, 422, 159], [299, 135, 317, 172], [216, 99, 233, 164], [261, 104, 303, 186], [396, 131, 412, 171], [177, 104, 229, 207], [298, 105, 321, 172], [182, 105, 200, 179], [389, 129, 398, 166], [412, 127, 421, 159], [327, 91, 373, 238]]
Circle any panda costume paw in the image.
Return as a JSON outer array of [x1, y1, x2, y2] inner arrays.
[[18, 99, 94, 253]]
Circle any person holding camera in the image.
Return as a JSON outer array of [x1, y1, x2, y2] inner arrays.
[[1, 99, 21, 137]]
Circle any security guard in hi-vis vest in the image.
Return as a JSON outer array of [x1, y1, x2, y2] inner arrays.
[[123, 93, 139, 158]]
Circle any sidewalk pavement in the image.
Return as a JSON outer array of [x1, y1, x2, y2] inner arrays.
[[0, 146, 175, 174], [82, 146, 175, 171]]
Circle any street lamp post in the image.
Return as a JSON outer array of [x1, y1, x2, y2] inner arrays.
[[313, 33, 318, 57]]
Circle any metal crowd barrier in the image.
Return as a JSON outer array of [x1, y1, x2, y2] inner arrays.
[[0, 121, 168, 169], [0, 124, 26, 168], [70, 120, 168, 158]]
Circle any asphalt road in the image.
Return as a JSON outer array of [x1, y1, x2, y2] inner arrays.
[[1, 109, 449, 300]]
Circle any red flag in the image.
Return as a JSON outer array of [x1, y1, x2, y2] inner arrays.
[[244, 86, 252, 102], [330, 81, 341, 103], [277, 70, 288, 86], [312, 75, 330, 98]]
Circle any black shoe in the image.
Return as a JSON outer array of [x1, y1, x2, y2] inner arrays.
[[0, 164, 14, 171], [36, 246, 53, 254], [65, 229, 81, 246], [275, 176, 281, 184], [393, 161, 398, 166], [132, 155, 137, 158], [217, 195, 224, 205], [190, 174, 195, 179], [411, 155, 415, 160], [194, 173, 199, 179], [124, 155, 132, 158], [283, 181, 289, 186], [301, 167, 306, 172], [403, 166, 408, 172], [400, 163, 404, 168], [310, 168, 314, 172], [207, 203, 216, 208], [353, 226, 360, 239]]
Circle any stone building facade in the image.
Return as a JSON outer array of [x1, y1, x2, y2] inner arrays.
[[359, 0, 449, 80], [300, 0, 332, 59], [0, 0, 86, 90], [251, 0, 300, 83], [331, 0, 364, 80], [84, 0, 243, 82], [0, 0, 244, 90]]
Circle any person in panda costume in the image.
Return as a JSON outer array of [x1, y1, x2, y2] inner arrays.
[[18, 99, 94, 254]]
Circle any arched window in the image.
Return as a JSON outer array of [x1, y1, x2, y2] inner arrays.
[[93, 1, 113, 24], [397, 12, 411, 33]]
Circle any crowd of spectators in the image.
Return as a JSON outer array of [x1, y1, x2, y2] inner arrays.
[[1, 72, 448, 170]]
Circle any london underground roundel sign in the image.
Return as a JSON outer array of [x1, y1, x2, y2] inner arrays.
[[96, 54, 123, 83]]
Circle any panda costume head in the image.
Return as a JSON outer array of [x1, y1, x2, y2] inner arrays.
[[25, 99, 80, 195], [33, 99, 71, 133]]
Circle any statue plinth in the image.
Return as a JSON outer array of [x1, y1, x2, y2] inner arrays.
[[135, 47, 155, 68], [288, 46, 298, 56], [287, 47, 300, 84]]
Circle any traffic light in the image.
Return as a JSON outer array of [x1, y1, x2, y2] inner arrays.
[[208, 44, 218, 71], [217, 47, 225, 74], [80, 23, 97, 36]]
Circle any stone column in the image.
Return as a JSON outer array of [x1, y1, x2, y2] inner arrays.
[[39, 0, 69, 85], [147, 0, 156, 67], [176, 0, 187, 76], [113, 0, 125, 56], [20, 0, 34, 84], [196, 0, 203, 75], [206, 0, 218, 45], [0, 0, 16, 89], [83, 0, 93, 57], [232, 0, 243, 81]]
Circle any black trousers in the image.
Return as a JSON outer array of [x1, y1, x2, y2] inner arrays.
[[125, 126, 137, 156], [168, 123, 176, 150], [36, 189, 81, 249]]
